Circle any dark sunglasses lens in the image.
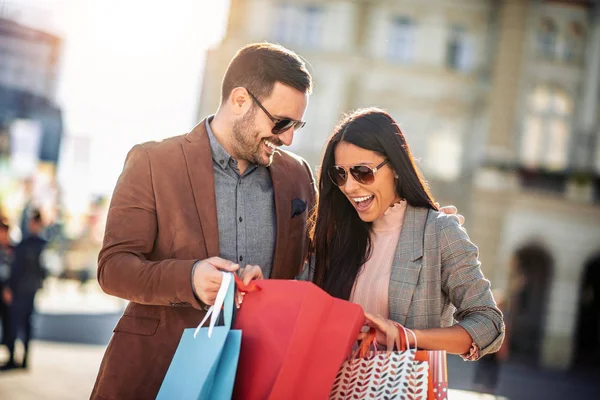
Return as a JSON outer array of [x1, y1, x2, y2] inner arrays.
[[350, 166, 375, 184], [272, 119, 294, 134], [328, 167, 347, 186]]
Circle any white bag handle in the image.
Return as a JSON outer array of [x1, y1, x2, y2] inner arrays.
[[193, 271, 232, 339]]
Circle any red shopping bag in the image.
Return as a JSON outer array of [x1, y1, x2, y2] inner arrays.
[[232, 279, 365, 400]]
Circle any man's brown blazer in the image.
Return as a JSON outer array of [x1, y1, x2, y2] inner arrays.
[[90, 119, 316, 399]]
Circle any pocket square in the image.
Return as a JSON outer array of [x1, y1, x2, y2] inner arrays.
[[291, 198, 307, 218]]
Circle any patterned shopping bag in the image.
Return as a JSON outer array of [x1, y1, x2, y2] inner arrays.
[[330, 327, 447, 400]]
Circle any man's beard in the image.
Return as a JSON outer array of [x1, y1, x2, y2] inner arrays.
[[231, 111, 279, 167]]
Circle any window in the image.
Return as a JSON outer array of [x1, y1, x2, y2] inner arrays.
[[426, 126, 462, 181], [304, 6, 322, 48], [521, 86, 573, 170], [273, 3, 324, 49], [446, 25, 474, 72], [564, 22, 585, 64], [387, 16, 415, 63], [537, 18, 558, 60]]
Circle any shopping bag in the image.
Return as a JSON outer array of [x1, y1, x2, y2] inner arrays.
[[232, 279, 365, 400], [330, 326, 448, 400], [156, 272, 241, 400]]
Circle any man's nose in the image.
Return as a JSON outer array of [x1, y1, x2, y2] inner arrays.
[[278, 128, 295, 146]]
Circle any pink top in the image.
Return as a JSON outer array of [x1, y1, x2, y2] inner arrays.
[[350, 201, 407, 317]]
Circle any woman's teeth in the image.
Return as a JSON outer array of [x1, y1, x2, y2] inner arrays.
[[353, 195, 373, 203]]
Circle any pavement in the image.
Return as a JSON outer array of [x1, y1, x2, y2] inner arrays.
[[0, 341, 105, 400]]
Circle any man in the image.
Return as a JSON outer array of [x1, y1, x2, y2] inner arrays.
[[1, 210, 47, 370], [91, 43, 316, 399]]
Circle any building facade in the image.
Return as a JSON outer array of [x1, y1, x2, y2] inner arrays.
[[197, 0, 600, 371]]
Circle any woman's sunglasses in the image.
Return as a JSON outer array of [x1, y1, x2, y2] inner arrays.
[[328, 159, 390, 186], [246, 89, 306, 134]]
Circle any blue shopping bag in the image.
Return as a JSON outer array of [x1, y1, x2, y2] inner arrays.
[[157, 272, 241, 400]]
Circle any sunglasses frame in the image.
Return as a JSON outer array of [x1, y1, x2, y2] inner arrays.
[[245, 89, 306, 134], [328, 159, 390, 186]]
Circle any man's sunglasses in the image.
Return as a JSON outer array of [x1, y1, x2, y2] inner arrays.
[[328, 159, 390, 186], [246, 89, 306, 134]]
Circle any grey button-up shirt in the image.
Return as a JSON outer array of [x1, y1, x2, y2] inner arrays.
[[205, 117, 277, 278]]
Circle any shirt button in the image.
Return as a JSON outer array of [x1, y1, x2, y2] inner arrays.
[[239, 217, 243, 222], [219, 160, 224, 164], [239, 255, 243, 262]]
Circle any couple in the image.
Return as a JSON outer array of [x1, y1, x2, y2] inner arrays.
[[91, 42, 504, 399]]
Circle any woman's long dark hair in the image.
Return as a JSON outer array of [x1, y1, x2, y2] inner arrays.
[[309, 108, 438, 300]]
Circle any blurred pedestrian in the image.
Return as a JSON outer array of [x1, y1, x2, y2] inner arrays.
[[1, 209, 47, 370], [19, 177, 35, 240], [0, 219, 13, 347]]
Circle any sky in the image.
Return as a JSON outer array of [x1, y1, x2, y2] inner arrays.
[[15, 0, 231, 195]]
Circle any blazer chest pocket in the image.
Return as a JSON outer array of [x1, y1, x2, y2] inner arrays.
[[113, 315, 160, 336]]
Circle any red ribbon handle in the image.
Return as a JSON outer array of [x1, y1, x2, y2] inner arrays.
[[233, 273, 262, 293]]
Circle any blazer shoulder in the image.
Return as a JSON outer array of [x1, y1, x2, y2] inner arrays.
[[121, 134, 189, 170], [275, 149, 314, 180], [138, 133, 188, 155], [276, 148, 310, 169], [426, 209, 463, 233]]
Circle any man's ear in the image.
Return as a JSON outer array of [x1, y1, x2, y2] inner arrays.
[[229, 87, 251, 116]]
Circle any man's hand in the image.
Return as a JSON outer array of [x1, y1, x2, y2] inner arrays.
[[436, 203, 465, 225], [192, 257, 239, 306], [236, 264, 263, 307]]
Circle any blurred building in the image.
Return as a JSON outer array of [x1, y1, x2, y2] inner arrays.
[[471, 0, 600, 372], [198, 0, 600, 371], [0, 15, 63, 172]]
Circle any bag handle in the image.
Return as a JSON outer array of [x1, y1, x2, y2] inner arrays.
[[392, 322, 417, 351], [233, 272, 262, 293], [354, 323, 418, 358], [192, 271, 262, 339], [194, 271, 234, 339], [357, 329, 377, 358]]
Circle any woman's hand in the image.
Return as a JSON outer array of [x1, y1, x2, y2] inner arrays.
[[363, 313, 402, 352]]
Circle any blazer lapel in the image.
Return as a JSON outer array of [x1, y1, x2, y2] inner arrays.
[[181, 119, 220, 258], [269, 151, 292, 279], [388, 204, 429, 325]]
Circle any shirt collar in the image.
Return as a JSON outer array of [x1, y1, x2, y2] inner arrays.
[[205, 116, 258, 175], [205, 116, 233, 170]]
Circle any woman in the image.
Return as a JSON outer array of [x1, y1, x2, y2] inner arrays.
[[309, 108, 504, 359]]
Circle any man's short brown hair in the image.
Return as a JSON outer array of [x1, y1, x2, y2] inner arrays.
[[221, 42, 312, 103]]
